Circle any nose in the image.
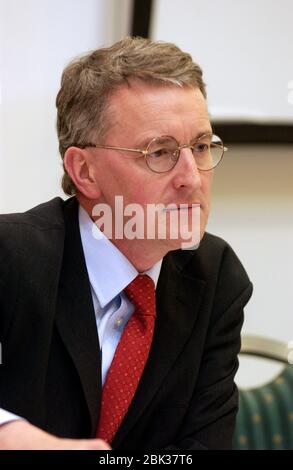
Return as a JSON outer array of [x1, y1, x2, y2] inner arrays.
[[171, 147, 202, 191]]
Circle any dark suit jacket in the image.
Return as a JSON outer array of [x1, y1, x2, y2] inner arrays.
[[0, 197, 252, 450]]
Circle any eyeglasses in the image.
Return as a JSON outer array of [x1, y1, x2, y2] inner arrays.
[[79, 133, 227, 174]]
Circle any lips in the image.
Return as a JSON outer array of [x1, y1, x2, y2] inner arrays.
[[164, 203, 201, 211]]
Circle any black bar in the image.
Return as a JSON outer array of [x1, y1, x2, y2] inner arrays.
[[131, 0, 153, 38], [0, 449, 272, 464], [212, 122, 293, 144]]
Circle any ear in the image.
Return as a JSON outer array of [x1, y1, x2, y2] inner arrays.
[[63, 147, 101, 199]]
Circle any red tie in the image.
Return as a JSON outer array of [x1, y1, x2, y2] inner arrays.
[[96, 274, 156, 444]]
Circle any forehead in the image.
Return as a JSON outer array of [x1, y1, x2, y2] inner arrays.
[[106, 81, 210, 142]]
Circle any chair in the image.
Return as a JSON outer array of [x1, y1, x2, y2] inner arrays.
[[233, 335, 293, 450]]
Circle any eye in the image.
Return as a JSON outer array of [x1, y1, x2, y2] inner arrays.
[[147, 136, 178, 161], [148, 147, 172, 158], [193, 143, 209, 153]]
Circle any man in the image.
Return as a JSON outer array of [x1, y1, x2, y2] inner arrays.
[[0, 37, 252, 450]]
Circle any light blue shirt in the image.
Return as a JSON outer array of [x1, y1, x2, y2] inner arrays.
[[78, 205, 162, 385], [0, 204, 162, 426]]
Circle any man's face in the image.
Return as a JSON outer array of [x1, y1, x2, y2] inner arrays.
[[88, 81, 213, 253]]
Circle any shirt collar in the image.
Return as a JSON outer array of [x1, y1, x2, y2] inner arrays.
[[78, 205, 162, 308]]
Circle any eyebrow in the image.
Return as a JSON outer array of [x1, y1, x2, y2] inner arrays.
[[190, 129, 214, 143], [137, 129, 213, 148]]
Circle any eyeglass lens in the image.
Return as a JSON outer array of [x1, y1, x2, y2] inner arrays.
[[146, 134, 224, 173]]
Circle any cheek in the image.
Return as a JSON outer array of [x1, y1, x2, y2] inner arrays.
[[94, 161, 128, 200], [95, 155, 162, 205], [202, 172, 213, 200], [129, 189, 155, 207], [107, 176, 154, 206], [125, 175, 159, 205]]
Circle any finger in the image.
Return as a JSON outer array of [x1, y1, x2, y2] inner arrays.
[[60, 438, 111, 450]]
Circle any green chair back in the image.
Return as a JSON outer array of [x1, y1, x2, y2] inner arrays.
[[233, 364, 293, 449]]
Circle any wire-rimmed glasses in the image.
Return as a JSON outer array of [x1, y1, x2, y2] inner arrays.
[[79, 133, 227, 173]]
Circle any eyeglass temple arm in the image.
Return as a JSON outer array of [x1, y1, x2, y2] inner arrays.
[[211, 143, 228, 152], [87, 144, 148, 155]]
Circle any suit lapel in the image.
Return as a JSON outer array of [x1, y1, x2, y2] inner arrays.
[[113, 250, 206, 447], [55, 198, 102, 436]]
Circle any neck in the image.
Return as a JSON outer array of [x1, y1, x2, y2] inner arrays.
[[109, 238, 168, 272], [78, 195, 171, 272]]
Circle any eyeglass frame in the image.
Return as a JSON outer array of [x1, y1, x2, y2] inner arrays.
[[76, 132, 228, 174]]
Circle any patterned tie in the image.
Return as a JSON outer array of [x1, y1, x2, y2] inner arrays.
[[96, 274, 156, 444]]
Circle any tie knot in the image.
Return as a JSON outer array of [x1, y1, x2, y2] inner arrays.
[[125, 274, 156, 317]]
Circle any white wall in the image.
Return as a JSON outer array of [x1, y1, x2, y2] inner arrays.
[[151, 0, 293, 122], [0, 0, 132, 212], [208, 145, 293, 387], [209, 144, 293, 341]]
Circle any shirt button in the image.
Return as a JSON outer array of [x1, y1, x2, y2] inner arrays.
[[115, 317, 123, 328]]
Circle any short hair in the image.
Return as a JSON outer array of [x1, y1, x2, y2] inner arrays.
[[56, 36, 206, 195]]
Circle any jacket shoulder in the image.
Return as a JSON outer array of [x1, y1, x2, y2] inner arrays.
[[0, 197, 65, 230], [200, 232, 250, 284], [198, 231, 252, 307], [0, 198, 68, 338], [0, 197, 66, 257], [170, 231, 252, 299]]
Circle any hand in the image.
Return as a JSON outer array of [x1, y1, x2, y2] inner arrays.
[[0, 420, 111, 450]]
